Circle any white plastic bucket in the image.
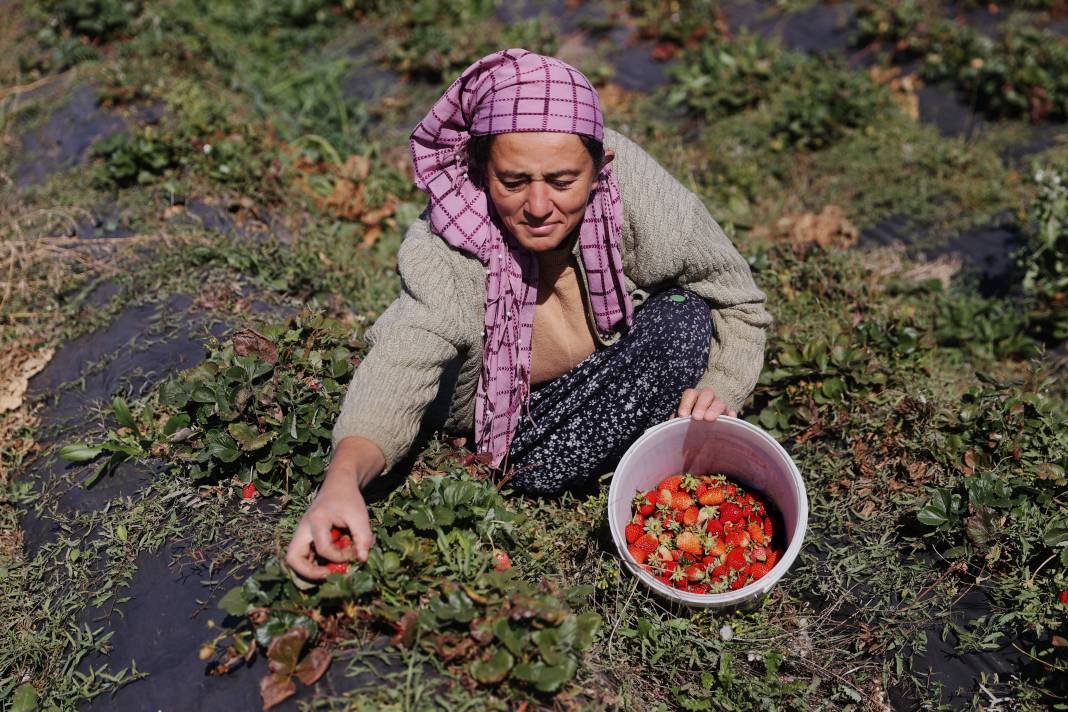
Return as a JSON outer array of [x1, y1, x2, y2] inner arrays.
[[608, 416, 808, 608]]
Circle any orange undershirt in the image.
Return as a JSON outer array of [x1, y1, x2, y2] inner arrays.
[[530, 247, 598, 384]]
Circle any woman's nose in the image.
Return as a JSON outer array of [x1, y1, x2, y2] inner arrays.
[[524, 182, 553, 221]]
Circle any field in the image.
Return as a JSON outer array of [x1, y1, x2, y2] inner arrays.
[[1, 0, 1066, 710]]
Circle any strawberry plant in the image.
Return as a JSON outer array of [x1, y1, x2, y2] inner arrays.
[[1017, 165, 1068, 341], [667, 33, 788, 119], [209, 472, 601, 708], [62, 312, 362, 497]]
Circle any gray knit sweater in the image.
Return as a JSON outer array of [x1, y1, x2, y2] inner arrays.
[[333, 128, 773, 470]]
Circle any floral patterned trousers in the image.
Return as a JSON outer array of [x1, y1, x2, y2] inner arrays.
[[506, 287, 712, 495]]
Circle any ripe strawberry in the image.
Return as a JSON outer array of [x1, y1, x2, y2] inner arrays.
[[636, 533, 659, 554], [726, 484, 737, 497], [705, 519, 723, 537], [684, 564, 705, 581], [710, 564, 729, 581], [729, 572, 748, 590], [702, 555, 717, 566], [327, 562, 348, 574], [626, 521, 644, 544], [658, 488, 674, 507], [670, 491, 694, 511], [750, 562, 771, 580], [628, 544, 649, 564], [699, 487, 726, 506], [683, 505, 700, 526], [720, 502, 743, 524], [688, 583, 710, 594], [493, 550, 512, 571], [747, 521, 767, 545], [337, 534, 353, 549], [707, 538, 727, 558], [767, 549, 780, 567], [634, 490, 657, 516], [1060, 590, 1068, 606], [676, 531, 703, 556], [763, 517, 774, 539], [655, 545, 674, 562], [330, 526, 343, 542], [726, 547, 749, 570], [659, 475, 684, 492], [242, 482, 257, 499], [726, 529, 750, 549]]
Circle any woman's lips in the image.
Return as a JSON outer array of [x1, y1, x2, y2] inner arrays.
[[524, 223, 558, 236]]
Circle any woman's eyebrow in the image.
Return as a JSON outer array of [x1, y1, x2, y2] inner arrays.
[[495, 169, 582, 180]]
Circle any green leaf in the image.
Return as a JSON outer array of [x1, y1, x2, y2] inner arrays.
[[493, 618, 526, 657], [218, 585, 250, 616], [10, 683, 38, 712], [1043, 523, 1068, 547], [206, 430, 241, 463], [511, 659, 577, 693], [470, 648, 514, 684], [227, 422, 274, 451], [162, 413, 190, 436], [58, 443, 103, 462], [112, 396, 136, 429]]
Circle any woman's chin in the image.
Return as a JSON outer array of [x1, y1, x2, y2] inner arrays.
[[515, 229, 570, 252]]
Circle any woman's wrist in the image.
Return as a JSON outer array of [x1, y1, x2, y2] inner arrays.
[[328, 435, 386, 490]]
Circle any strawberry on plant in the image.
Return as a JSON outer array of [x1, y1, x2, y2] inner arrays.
[[1059, 590, 1068, 606], [327, 562, 348, 574], [242, 482, 257, 499], [493, 550, 512, 571]]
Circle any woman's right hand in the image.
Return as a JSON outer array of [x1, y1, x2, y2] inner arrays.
[[284, 436, 385, 581]]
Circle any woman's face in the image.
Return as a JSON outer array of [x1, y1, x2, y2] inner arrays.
[[486, 132, 612, 252]]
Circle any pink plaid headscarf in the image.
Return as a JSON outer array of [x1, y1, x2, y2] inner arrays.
[[410, 49, 633, 469]]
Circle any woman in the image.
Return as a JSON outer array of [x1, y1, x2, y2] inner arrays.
[[286, 50, 771, 580]]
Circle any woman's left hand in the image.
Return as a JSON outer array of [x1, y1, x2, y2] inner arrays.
[[674, 387, 737, 421]]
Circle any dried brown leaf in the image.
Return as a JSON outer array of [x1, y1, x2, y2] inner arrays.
[[260, 672, 296, 711], [0, 346, 53, 413], [294, 647, 331, 686], [232, 328, 278, 365]]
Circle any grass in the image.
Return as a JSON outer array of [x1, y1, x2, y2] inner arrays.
[[1, 0, 1066, 710]]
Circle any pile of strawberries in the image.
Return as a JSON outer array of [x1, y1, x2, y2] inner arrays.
[[625, 473, 784, 594]]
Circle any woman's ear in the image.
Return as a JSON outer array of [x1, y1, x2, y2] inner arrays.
[[591, 148, 616, 192]]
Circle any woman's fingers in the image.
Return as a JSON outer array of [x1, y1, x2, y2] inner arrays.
[[310, 514, 346, 563], [342, 495, 375, 564], [726, 408, 738, 418], [285, 523, 331, 581], [692, 390, 727, 422], [675, 388, 698, 418]]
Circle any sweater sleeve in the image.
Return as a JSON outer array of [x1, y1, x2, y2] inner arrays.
[[679, 195, 773, 412], [606, 128, 773, 412], [332, 223, 465, 470]]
